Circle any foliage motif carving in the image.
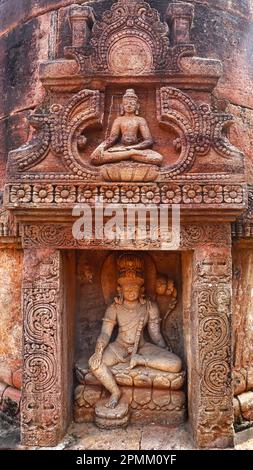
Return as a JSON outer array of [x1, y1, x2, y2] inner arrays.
[[8, 90, 103, 180], [22, 250, 62, 446], [7, 85, 244, 184], [157, 87, 243, 179], [193, 247, 233, 446], [20, 223, 231, 251]]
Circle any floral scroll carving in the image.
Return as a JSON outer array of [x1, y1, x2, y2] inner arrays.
[[157, 87, 244, 179], [8, 90, 104, 180], [192, 246, 234, 447], [7, 182, 246, 207], [20, 223, 231, 251], [22, 249, 63, 446]]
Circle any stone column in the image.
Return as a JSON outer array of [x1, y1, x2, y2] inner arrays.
[[190, 240, 234, 448], [21, 248, 75, 446], [166, 2, 194, 45], [69, 5, 95, 48]]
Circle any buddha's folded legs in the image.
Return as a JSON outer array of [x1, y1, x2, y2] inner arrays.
[[91, 145, 163, 166], [130, 149, 163, 166], [91, 145, 133, 165]]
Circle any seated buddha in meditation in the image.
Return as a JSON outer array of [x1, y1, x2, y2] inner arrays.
[[90, 89, 164, 166], [88, 254, 182, 409]]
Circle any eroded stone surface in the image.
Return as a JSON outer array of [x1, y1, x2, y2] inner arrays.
[[1, 421, 253, 451], [0, 0, 252, 452], [0, 249, 22, 388]]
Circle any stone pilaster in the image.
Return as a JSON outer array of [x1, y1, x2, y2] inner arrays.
[[190, 236, 234, 448], [21, 248, 74, 446]]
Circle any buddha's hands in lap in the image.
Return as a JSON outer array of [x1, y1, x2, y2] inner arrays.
[[107, 146, 131, 153]]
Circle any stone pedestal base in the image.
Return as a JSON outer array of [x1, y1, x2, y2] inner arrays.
[[75, 361, 186, 426], [95, 400, 129, 429], [74, 383, 186, 426]]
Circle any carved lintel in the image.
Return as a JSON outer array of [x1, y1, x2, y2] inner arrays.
[[19, 223, 232, 251], [166, 2, 194, 46], [6, 83, 244, 183]]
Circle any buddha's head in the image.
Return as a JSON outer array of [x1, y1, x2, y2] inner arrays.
[[116, 253, 145, 303], [120, 89, 140, 116]]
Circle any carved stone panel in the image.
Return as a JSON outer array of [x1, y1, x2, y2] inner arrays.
[[21, 249, 75, 446], [6, 86, 244, 184], [191, 243, 234, 448], [65, 0, 195, 75], [19, 222, 232, 252]]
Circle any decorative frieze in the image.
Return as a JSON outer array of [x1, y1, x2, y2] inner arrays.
[[7, 182, 246, 207], [21, 223, 231, 251]]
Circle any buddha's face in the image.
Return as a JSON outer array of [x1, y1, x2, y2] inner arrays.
[[123, 97, 138, 115], [156, 276, 167, 296], [122, 283, 140, 302]]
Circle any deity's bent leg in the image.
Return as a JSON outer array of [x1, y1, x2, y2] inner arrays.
[[136, 343, 182, 373], [89, 345, 123, 408]]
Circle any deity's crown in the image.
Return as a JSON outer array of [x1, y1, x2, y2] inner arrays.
[[123, 88, 138, 101], [117, 254, 144, 286]]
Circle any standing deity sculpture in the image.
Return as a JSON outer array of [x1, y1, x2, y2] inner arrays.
[[90, 89, 164, 167], [88, 253, 182, 409]]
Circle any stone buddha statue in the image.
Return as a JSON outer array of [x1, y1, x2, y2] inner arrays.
[[88, 254, 182, 409], [90, 89, 164, 166]]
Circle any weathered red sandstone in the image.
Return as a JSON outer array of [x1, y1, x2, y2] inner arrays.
[[0, 0, 252, 450]]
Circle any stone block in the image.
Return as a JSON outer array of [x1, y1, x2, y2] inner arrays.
[[238, 392, 253, 422]]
